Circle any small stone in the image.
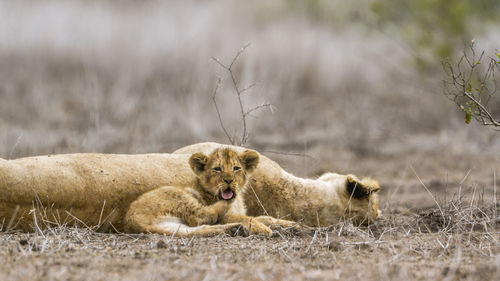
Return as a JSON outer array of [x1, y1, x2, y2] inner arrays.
[[327, 241, 343, 251], [157, 240, 168, 249]]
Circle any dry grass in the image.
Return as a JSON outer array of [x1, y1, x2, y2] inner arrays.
[[1, 0, 500, 280], [1, 188, 498, 280]]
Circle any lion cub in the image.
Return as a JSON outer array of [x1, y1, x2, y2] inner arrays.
[[124, 148, 293, 237]]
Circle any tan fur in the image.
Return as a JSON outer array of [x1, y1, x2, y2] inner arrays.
[[0, 153, 195, 232], [0, 142, 380, 232], [173, 143, 382, 226], [124, 148, 289, 237]]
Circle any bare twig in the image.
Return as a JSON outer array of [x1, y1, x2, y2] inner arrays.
[[246, 181, 270, 216], [29, 209, 45, 238], [97, 200, 106, 228], [303, 230, 318, 254], [6, 205, 20, 232], [240, 83, 256, 95], [211, 78, 233, 144], [244, 103, 274, 118], [442, 40, 500, 129], [494, 169, 497, 229], [64, 210, 91, 229], [259, 150, 314, 159], [211, 43, 274, 145], [8, 134, 23, 160]]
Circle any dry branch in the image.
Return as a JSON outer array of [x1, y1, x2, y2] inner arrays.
[[442, 40, 500, 129], [211, 78, 233, 144], [211, 43, 274, 145]]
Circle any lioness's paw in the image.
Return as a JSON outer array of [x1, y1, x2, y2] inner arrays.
[[225, 223, 249, 237]]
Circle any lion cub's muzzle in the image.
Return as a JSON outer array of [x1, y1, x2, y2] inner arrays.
[[219, 186, 235, 201]]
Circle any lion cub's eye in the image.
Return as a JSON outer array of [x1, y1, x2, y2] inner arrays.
[[233, 166, 241, 171], [213, 167, 222, 172]]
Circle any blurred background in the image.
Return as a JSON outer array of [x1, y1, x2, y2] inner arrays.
[[1, 0, 499, 180]]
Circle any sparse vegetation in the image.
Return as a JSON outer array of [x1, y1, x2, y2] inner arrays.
[[1, 182, 498, 280], [443, 41, 500, 129], [1, 0, 500, 280]]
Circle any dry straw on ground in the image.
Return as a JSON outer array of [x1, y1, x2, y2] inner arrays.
[[1, 1, 500, 280], [0, 186, 498, 280]]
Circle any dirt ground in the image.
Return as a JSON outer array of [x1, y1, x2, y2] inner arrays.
[[1, 152, 498, 281], [1, 2, 499, 279]]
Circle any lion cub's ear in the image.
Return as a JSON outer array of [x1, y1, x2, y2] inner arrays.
[[189, 152, 209, 175], [239, 150, 259, 174]]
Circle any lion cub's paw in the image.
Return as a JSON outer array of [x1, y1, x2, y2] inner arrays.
[[249, 222, 273, 237], [198, 201, 232, 225], [225, 223, 249, 237]]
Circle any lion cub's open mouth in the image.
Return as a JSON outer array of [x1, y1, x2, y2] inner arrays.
[[219, 187, 235, 200]]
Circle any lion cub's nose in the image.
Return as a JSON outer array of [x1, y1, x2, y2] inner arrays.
[[224, 179, 233, 184]]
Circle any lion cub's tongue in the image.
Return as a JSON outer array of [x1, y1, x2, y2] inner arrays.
[[221, 189, 234, 200]]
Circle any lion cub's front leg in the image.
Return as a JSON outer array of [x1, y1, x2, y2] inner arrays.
[[124, 186, 248, 237], [185, 200, 229, 226]]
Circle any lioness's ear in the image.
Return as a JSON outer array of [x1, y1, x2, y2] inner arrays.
[[240, 150, 259, 174], [346, 175, 381, 199], [189, 153, 209, 175]]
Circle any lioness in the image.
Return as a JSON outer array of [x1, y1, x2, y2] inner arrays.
[[0, 142, 380, 232], [125, 148, 293, 237]]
